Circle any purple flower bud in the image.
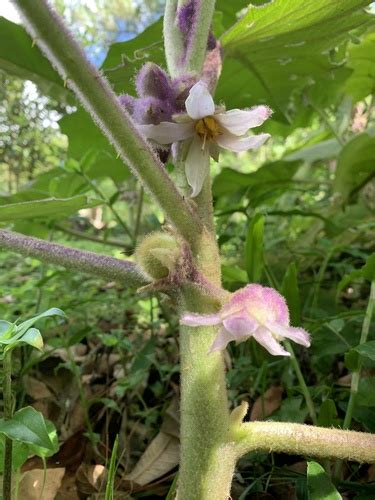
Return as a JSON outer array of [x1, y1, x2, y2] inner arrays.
[[132, 96, 175, 125], [177, 0, 197, 37], [136, 63, 174, 102], [119, 94, 135, 113]]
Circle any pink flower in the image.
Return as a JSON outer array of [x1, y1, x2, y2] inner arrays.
[[138, 81, 272, 197], [180, 284, 310, 356]]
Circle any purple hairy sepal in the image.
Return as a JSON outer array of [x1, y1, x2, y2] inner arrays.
[[132, 96, 175, 125], [177, 0, 197, 38], [136, 63, 174, 101]]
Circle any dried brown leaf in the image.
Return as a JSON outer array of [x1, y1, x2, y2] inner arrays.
[[250, 385, 283, 421], [125, 432, 179, 486], [76, 464, 107, 495], [25, 376, 53, 400], [18, 468, 65, 500]]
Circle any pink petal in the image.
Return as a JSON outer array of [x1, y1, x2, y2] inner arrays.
[[180, 312, 221, 327], [185, 136, 210, 197], [266, 322, 311, 347], [216, 133, 271, 152], [209, 327, 236, 352], [227, 284, 289, 325], [222, 313, 258, 338], [215, 106, 272, 136], [138, 122, 194, 144], [252, 327, 290, 356], [185, 81, 215, 120]]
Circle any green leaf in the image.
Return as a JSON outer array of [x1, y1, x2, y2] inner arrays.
[[334, 134, 375, 201], [245, 213, 265, 282], [0, 321, 15, 340], [353, 341, 375, 362], [281, 262, 301, 326], [284, 139, 342, 163], [0, 17, 68, 101], [345, 29, 375, 102], [0, 407, 54, 451], [345, 349, 360, 371], [20, 328, 44, 351], [28, 419, 59, 458], [318, 400, 338, 428], [213, 160, 301, 205], [0, 436, 30, 473], [307, 461, 341, 500], [0, 195, 102, 221], [59, 110, 130, 182], [362, 253, 375, 281], [16, 308, 66, 337], [357, 378, 375, 407], [218, 0, 373, 119], [101, 19, 164, 95]]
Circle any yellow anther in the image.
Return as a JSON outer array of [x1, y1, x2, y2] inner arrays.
[[195, 116, 221, 142]]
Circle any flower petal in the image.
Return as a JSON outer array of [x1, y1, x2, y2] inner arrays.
[[252, 327, 290, 356], [185, 81, 215, 120], [209, 327, 236, 352], [216, 132, 271, 152], [215, 106, 272, 136], [180, 312, 221, 327], [223, 313, 258, 339], [185, 136, 210, 197], [266, 322, 311, 347], [138, 122, 194, 144]]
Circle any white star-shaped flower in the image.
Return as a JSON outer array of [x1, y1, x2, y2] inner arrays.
[[138, 81, 272, 197]]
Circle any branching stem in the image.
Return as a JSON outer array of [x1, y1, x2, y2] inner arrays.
[[0, 229, 147, 288]]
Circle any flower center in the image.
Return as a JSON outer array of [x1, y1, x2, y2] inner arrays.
[[195, 116, 221, 148]]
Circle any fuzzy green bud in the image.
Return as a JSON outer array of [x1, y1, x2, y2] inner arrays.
[[135, 232, 180, 280]]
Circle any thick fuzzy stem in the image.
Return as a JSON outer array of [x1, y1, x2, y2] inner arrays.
[[0, 229, 147, 288], [12, 0, 202, 246], [233, 421, 375, 464], [178, 322, 231, 499]]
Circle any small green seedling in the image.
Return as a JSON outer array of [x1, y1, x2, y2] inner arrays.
[[0, 308, 65, 500]]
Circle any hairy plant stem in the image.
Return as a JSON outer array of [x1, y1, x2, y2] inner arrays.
[[232, 421, 375, 463], [2, 350, 13, 500], [0, 229, 148, 288], [12, 0, 202, 248]]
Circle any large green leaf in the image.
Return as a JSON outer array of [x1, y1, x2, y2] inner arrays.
[[218, 1, 374, 119], [0, 407, 55, 451], [345, 29, 375, 102], [307, 461, 341, 500], [101, 19, 165, 95], [334, 133, 375, 201], [213, 160, 301, 206], [0, 17, 68, 101], [59, 110, 130, 181], [0, 195, 102, 221]]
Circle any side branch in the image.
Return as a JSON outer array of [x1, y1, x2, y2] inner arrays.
[[12, 0, 202, 247], [0, 230, 148, 289], [234, 421, 375, 464]]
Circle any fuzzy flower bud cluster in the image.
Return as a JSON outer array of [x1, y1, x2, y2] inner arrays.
[[181, 284, 311, 356]]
